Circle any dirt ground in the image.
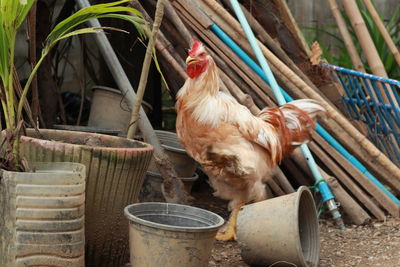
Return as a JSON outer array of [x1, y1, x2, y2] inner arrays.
[[191, 180, 400, 267]]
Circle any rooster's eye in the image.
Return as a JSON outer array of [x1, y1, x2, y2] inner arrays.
[[199, 52, 206, 57]]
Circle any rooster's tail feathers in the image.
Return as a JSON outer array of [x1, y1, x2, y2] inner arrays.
[[257, 99, 325, 157]]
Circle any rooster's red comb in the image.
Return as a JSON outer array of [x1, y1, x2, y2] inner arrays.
[[188, 38, 203, 56]]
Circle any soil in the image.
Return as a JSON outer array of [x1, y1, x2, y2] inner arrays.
[[191, 179, 400, 267]]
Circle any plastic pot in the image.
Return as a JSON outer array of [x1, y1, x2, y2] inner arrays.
[[0, 162, 86, 267], [18, 129, 154, 267], [124, 202, 224, 267], [237, 186, 320, 267]]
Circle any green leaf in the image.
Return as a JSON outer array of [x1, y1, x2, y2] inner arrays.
[[152, 46, 170, 91]]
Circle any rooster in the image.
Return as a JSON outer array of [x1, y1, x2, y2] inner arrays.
[[175, 39, 325, 241]]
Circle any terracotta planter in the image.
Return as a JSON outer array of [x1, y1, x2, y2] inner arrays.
[[0, 162, 86, 267], [19, 129, 154, 267]]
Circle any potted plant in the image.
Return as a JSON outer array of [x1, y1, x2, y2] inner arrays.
[[0, 1, 154, 266]]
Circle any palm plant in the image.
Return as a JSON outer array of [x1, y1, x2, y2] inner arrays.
[[0, 0, 147, 171]]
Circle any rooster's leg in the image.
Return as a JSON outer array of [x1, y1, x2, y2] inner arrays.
[[215, 203, 244, 241]]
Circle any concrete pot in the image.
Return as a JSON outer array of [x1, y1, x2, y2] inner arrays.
[[124, 202, 224, 267], [53, 124, 121, 136], [88, 86, 152, 135], [19, 129, 154, 267], [148, 130, 197, 177], [237, 186, 320, 267], [0, 162, 86, 267]]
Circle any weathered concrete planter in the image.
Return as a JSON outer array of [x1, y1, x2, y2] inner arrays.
[[88, 86, 153, 135], [0, 162, 86, 267], [19, 129, 154, 267], [124, 202, 224, 267], [148, 130, 197, 177], [237, 186, 320, 267]]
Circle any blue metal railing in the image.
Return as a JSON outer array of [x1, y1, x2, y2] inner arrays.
[[325, 64, 400, 167]]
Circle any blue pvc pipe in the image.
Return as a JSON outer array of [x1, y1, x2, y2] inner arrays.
[[210, 23, 400, 206], [325, 63, 400, 86]]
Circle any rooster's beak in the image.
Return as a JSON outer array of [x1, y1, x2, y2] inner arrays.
[[186, 56, 198, 65]]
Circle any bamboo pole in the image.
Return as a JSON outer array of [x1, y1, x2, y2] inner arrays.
[[340, 0, 387, 77], [266, 178, 285, 196], [222, 0, 329, 98], [130, 1, 187, 80], [127, 0, 166, 137], [219, 69, 260, 114], [272, 0, 311, 56], [362, 0, 400, 67], [164, 0, 192, 46], [241, 6, 324, 94], [201, 0, 400, 181], [327, 0, 366, 72], [273, 167, 295, 193], [283, 157, 314, 186], [156, 39, 187, 80]]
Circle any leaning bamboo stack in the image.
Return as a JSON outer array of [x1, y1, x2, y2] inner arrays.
[[136, 0, 400, 224]]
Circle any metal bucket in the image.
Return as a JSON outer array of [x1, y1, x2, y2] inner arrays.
[[237, 186, 320, 267], [149, 130, 197, 177], [124, 202, 224, 267]]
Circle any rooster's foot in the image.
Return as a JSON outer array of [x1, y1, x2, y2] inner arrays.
[[215, 204, 243, 241]]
